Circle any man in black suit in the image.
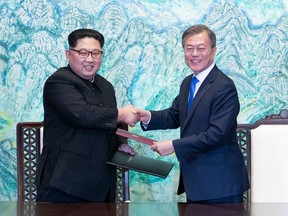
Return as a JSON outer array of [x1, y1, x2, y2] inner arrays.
[[36, 29, 138, 203], [134, 25, 250, 203]]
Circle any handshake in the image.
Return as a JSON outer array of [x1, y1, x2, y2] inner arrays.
[[118, 105, 175, 156], [118, 105, 150, 127]]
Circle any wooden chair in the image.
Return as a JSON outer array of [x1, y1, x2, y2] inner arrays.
[[237, 109, 288, 203], [16, 122, 130, 202]]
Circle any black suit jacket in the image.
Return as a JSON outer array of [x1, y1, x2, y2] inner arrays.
[[144, 65, 250, 201], [36, 66, 125, 201]]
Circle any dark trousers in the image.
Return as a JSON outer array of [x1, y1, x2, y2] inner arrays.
[[36, 187, 89, 203], [36, 186, 112, 203], [187, 194, 243, 204]]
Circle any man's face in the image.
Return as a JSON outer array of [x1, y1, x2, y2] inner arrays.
[[65, 37, 102, 80], [183, 31, 216, 75]]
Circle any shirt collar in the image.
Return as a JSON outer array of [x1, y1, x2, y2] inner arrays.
[[194, 62, 215, 83]]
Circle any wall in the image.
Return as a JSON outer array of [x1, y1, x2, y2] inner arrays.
[[0, 0, 287, 201]]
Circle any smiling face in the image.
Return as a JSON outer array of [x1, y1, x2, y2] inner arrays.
[[183, 31, 216, 75], [65, 37, 102, 80]]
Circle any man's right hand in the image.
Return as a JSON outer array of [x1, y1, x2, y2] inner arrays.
[[117, 105, 140, 127], [132, 108, 151, 124]]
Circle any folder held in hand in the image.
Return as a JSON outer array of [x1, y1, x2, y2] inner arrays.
[[107, 151, 174, 178], [116, 128, 156, 145]]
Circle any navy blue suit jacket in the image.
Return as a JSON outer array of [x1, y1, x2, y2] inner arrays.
[[144, 65, 250, 201], [36, 66, 126, 201]]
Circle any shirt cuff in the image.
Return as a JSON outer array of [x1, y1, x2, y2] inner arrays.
[[141, 111, 151, 129]]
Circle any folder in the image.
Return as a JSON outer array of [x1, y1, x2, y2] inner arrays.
[[107, 151, 174, 178], [116, 128, 156, 145]]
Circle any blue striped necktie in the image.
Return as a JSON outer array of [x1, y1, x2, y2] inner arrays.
[[187, 76, 199, 111]]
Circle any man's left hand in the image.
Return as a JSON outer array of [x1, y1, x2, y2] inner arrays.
[[118, 144, 137, 155], [151, 140, 174, 156]]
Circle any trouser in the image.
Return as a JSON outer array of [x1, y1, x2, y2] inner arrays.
[[187, 193, 243, 204], [36, 186, 111, 203]]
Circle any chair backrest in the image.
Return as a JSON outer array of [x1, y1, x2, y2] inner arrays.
[[16, 122, 130, 202], [237, 109, 288, 203]]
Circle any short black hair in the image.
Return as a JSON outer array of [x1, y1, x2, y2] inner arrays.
[[68, 29, 105, 48], [182, 24, 216, 48]]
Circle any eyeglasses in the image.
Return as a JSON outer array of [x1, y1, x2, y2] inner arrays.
[[184, 46, 209, 54], [70, 48, 103, 59]]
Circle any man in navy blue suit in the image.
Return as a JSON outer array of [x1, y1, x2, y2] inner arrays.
[[134, 24, 250, 203]]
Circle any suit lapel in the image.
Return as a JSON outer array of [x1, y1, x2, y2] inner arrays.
[[181, 67, 218, 132]]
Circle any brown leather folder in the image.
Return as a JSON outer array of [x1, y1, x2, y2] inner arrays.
[[116, 128, 156, 145], [107, 151, 174, 178]]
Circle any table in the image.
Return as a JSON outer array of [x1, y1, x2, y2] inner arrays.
[[1, 202, 288, 216]]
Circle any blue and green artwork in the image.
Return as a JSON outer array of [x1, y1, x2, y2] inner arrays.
[[0, 0, 287, 201]]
